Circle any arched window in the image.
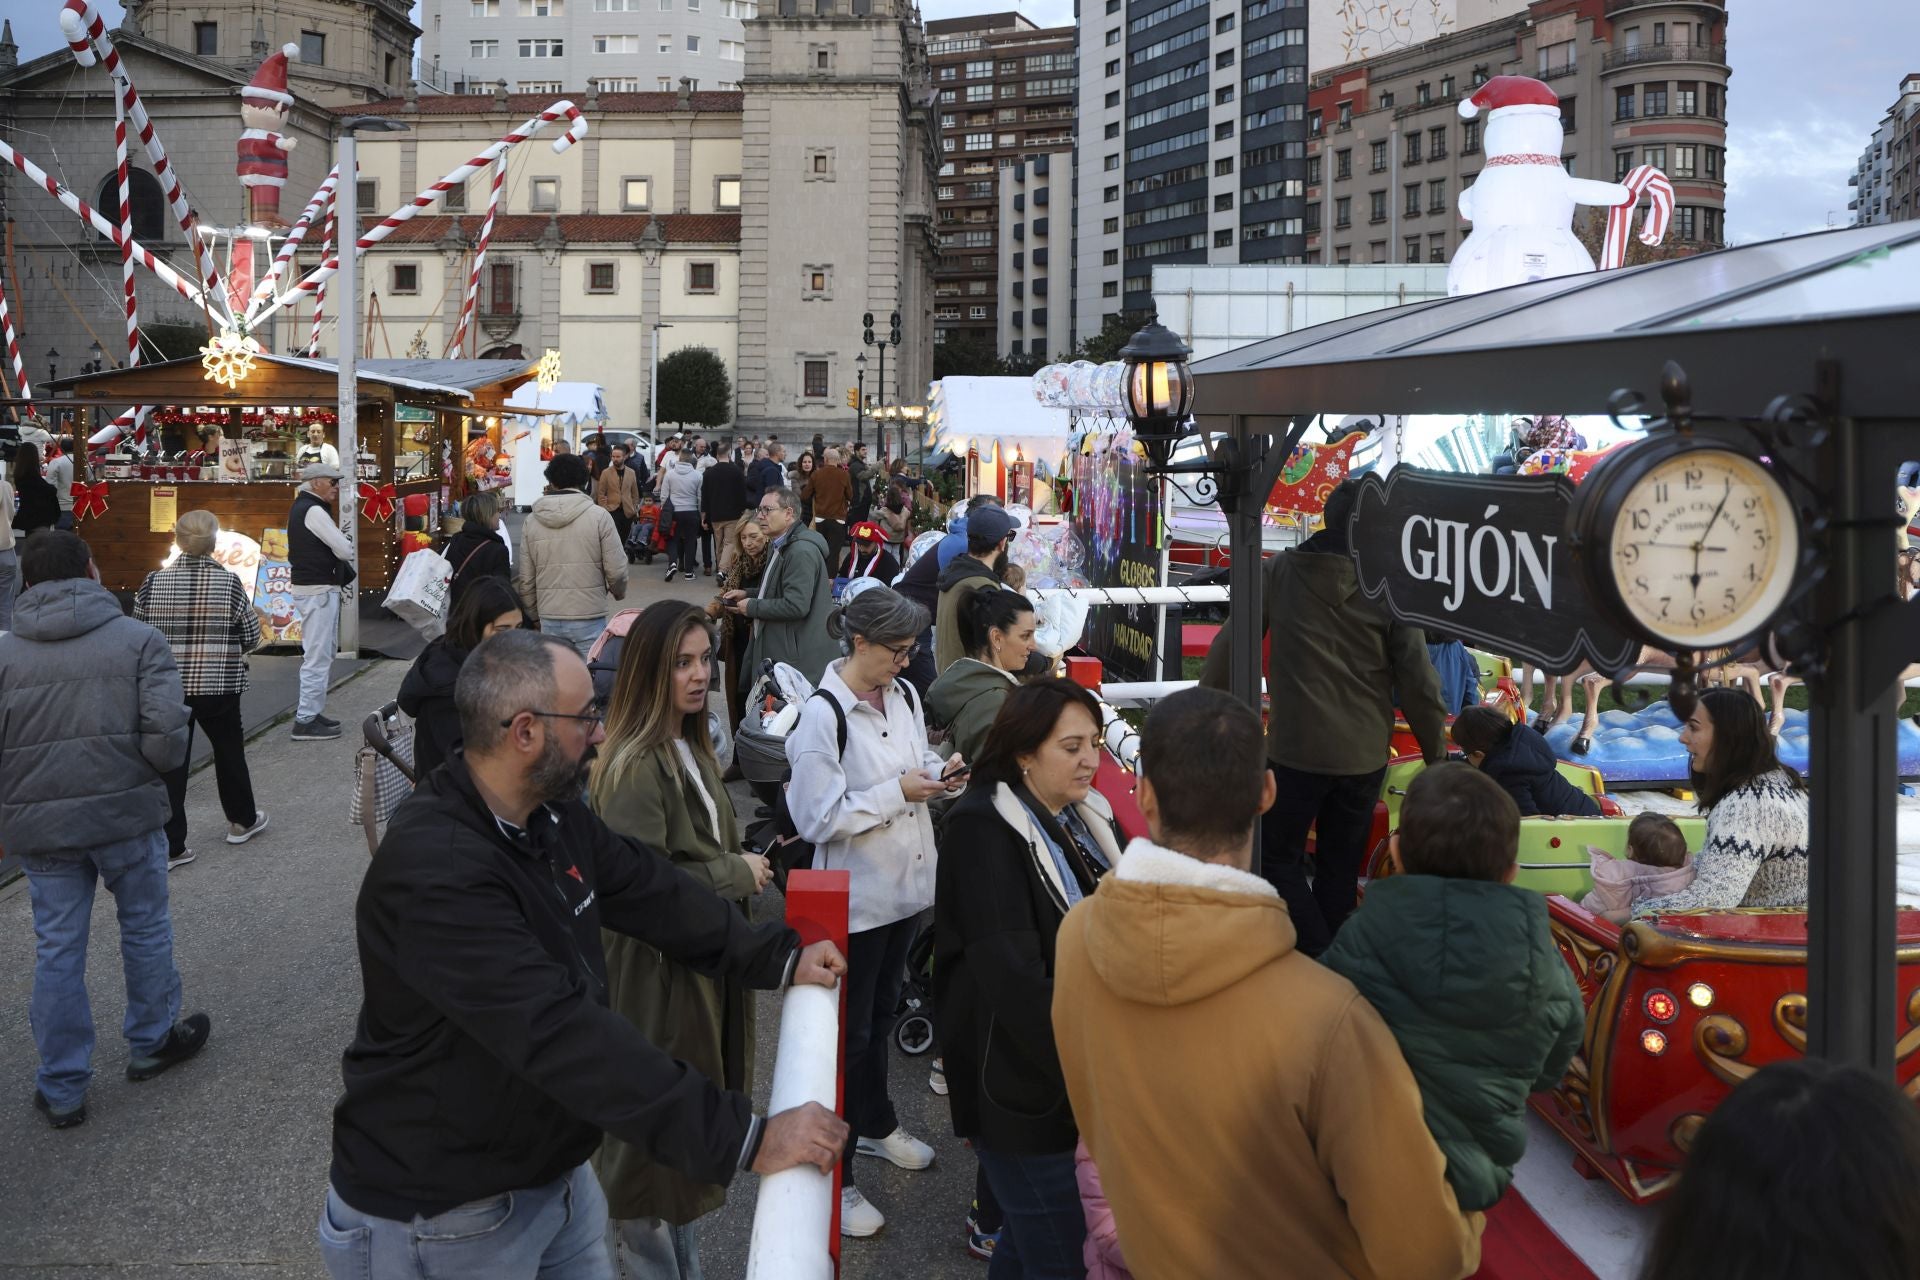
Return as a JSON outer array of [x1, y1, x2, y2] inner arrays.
[[96, 169, 167, 242], [479, 343, 525, 359]]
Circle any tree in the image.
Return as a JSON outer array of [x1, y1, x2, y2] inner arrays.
[[1572, 207, 1709, 270], [140, 321, 211, 363], [654, 346, 733, 428], [932, 332, 1005, 380], [1064, 310, 1150, 365], [1002, 348, 1047, 378]]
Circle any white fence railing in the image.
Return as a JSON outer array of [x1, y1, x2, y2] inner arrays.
[[743, 982, 841, 1280]]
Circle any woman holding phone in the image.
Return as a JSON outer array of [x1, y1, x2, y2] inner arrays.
[[785, 587, 963, 1238]]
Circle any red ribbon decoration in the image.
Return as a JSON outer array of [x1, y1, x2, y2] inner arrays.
[[358, 482, 398, 523], [71, 481, 110, 521]]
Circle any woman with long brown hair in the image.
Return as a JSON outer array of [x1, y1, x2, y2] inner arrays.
[[589, 600, 773, 1276]]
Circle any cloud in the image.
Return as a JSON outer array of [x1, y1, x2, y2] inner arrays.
[[1725, 114, 1870, 243]]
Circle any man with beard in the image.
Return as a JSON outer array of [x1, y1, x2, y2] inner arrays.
[[320, 630, 848, 1279]]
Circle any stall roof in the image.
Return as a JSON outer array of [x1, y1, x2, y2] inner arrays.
[[48, 353, 502, 401], [1190, 223, 1920, 422], [504, 381, 608, 425], [356, 358, 540, 396], [927, 376, 1072, 457]]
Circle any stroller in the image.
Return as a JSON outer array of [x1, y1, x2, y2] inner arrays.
[[893, 920, 936, 1055], [735, 661, 812, 888], [626, 502, 661, 564]]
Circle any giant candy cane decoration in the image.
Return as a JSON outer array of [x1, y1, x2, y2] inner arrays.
[[451, 161, 508, 359], [0, 139, 219, 313], [246, 166, 340, 323], [310, 193, 337, 356], [113, 82, 140, 371], [0, 266, 29, 402], [61, 0, 230, 324], [252, 102, 589, 327], [1601, 165, 1674, 271]]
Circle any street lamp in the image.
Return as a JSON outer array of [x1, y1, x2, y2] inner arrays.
[[855, 351, 867, 447], [86, 339, 104, 374], [46, 347, 59, 386], [334, 114, 413, 659], [1118, 317, 1196, 472], [638, 220, 668, 435]]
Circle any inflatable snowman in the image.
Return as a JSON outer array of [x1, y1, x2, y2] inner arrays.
[[1447, 75, 1637, 296], [237, 44, 301, 230]]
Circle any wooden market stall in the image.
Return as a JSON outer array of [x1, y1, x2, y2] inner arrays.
[[50, 355, 537, 594]]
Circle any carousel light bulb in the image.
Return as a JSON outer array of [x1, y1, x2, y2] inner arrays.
[[200, 328, 262, 390]]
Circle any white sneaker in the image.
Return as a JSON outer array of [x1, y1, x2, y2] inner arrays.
[[929, 1057, 948, 1096], [856, 1126, 935, 1171], [227, 811, 270, 845], [841, 1185, 885, 1238]]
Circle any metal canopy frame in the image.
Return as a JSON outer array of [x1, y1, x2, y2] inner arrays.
[[1186, 223, 1920, 1073]]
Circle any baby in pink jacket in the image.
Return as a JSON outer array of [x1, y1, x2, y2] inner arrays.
[[1076, 1139, 1135, 1280], [1582, 813, 1695, 924]]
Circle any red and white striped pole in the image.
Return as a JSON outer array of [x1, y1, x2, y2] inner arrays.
[[450, 161, 506, 359], [245, 166, 340, 325], [1601, 165, 1674, 271], [252, 102, 589, 328], [0, 266, 30, 404], [114, 87, 139, 369], [62, 0, 231, 324], [310, 190, 336, 356]]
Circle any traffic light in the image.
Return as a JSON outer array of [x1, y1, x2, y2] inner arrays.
[[862, 312, 875, 346], [888, 310, 903, 345], [847, 388, 860, 408]]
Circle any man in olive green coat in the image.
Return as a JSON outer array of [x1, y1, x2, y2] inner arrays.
[[721, 487, 841, 690]]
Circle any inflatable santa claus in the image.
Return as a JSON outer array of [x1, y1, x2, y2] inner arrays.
[[237, 44, 301, 229], [1447, 75, 1667, 296]]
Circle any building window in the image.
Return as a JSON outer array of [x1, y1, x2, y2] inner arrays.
[[1339, 101, 1352, 129], [1215, 13, 1233, 32], [521, 0, 564, 11], [1306, 155, 1322, 186], [1215, 50, 1232, 69], [1215, 192, 1233, 211], [300, 30, 326, 64], [1676, 84, 1698, 115], [473, 0, 500, 11], [593, 34, 640, 52], [1105, 90, 1120, 108], [1371, 139, 1387, 172], [1405, 236, 1420, 263], [390, 263, 419, 295], [1405, 134, 1421, 165], [969, 305, 988, 320], [1105, 122, 1120, 140], [1429, 233, 1446, 263], [1102, 280, 1119, 297], [193, 22, 218, 55], [1334, 149, 1350, 180], [658, 36, 672, 53], [471, 39, 498, 57], [518, 80, 564, 91], [1104, 186, 1118, 202], [1216, 85, 1234, 105], [1644, 86, 1668, 116], [803, 265, 832, 298], [1560, 97, 1576, 134], [715, 176, 741, 210], [587, 262, 617, 293], [1653, 21, 1666, 44], [1215, 121, 1234, 140], [1334, 197, 1350, 228], [1215, 157, 1233, 176], [1615, 149, 1635, 180], [1405, 184, 1421, 216], [1615, 87, 1635, 121], [519, 38, 564, 56], [1703, 207, 1722, 244], [1643, 145, 1666, 170], [1102, 248, 1119, 265], [1214, 228, 1233, 247], [621, 177, 651, 210], [356, 180, 378, 214], [1673, 145, 1697, 178], [805, 148, 836, 179], [488, 262, 517, 314], [1416, 83, 1431, 106], [1304, 203, 1319, 233], [1369, 190, 1386, 222], [687, 35, 700, 52], [688, 261, 717, 293], [965, 133, 992, 152], [1462, 120, 1481, 154], [1106, 59, 1119, 77], [531, 178, 560, 210], [443, 183, 467, 212], [1428, 178, 1446, 213], [802, 360, 828, 399], [1707, 85, 1723, 118], [1428, 127, 1447, 160], [1705, 147, 1720, 180], [1308, 110, 1323, 137]]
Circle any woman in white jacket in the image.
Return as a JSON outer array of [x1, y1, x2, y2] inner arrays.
[[785, 586, 964, 1238]]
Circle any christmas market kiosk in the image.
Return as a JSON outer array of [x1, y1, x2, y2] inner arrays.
[[48, 355, 539, 600]]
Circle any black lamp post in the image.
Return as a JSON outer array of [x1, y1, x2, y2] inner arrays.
[[855, 351, 867, 448], [1118, 318, 1196, 472], [46, 347, 59, 386], [84, 340, 105, 376]]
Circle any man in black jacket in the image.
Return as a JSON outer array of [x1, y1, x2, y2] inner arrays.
[[746, 443, 785, 508], [703, 453, 750, 583], [320, 629, 847, 1278]]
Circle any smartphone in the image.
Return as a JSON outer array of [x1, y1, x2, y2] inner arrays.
[[940, 762, 973, 782]]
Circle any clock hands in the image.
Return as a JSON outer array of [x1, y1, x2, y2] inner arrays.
[[1691, 480, 1735, 599]]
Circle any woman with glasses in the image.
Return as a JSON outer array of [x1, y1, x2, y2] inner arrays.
[[785, 587, 964, 1239], [589, 601, 774, 1277]]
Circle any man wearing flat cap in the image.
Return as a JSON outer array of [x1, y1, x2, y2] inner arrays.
[[287, 464, 354, 741]]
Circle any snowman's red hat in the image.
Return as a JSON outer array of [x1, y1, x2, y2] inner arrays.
[[1458, 74, 1559, 120], [240, 43, 301, 107]]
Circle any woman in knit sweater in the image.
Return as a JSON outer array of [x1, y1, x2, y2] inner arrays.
[[1637, 687, 1809, 916]]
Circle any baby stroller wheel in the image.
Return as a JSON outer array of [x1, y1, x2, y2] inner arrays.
[[894, 1012, 935, 1056]]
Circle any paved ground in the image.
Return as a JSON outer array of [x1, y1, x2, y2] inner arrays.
[[0, 559, 984, 1279]]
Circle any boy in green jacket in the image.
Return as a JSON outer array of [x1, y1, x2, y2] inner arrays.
[[1322, 762, 1584, 1211]]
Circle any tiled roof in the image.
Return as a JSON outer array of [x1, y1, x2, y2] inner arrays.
[[373, 213, 741, 246], [340, 92, 744, 118]]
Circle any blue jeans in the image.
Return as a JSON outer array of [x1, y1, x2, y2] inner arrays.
[[608, 1216, 702, 1280], [542, 616, 607, 660], [318, 1163, 614, 1280], [974, 1145, 1087, 1280], [0, 545, 18, 631], [19, 828, 182, 1110]]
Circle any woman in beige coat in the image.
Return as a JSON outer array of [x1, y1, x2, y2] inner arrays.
[[589, 601, 774, 1277]]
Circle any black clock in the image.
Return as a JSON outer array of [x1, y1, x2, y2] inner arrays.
[[1572, 434, 1800, 651]]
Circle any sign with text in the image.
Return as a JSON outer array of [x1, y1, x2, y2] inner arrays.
[[1347, 468, 1639, 675], [1069, 432, 1163, 682]]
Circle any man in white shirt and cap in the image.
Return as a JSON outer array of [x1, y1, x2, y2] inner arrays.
[[286, 464, 354, 740], [296, 423, 341, 472]]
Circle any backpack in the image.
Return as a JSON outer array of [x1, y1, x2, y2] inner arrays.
[[763, 678, 920, 886]]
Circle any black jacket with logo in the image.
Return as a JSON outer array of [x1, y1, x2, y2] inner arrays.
[[328, 755, 799, 1219]]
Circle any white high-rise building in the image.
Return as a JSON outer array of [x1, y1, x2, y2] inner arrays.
[[418, 0, 757, 96]]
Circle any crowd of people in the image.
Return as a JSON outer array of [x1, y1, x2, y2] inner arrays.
[[8, 447, 1919, 1280]]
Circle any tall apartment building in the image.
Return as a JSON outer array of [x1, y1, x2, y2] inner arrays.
[[925, 14, 1075, 353], [1305, 0, 1729, 267], [418, 0, 756, 97], [998, 152, 1074, 359], [1852, 74, 1920, 226], [1074, 0, 1312, 344]]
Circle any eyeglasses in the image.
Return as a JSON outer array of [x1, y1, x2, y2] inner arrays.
[[500, 708, 605, 730], [876, 640, 919, 664]]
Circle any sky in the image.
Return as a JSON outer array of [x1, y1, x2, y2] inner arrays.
[[10, 0, 1918, 241]]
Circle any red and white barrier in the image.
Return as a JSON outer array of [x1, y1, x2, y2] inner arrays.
[[1600, 165, 1674, 270]]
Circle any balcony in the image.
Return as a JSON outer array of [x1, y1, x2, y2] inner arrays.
[[1602, 42, 1727, 72]]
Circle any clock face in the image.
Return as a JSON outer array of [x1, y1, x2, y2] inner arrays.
[[1606, 449, 1798, 648]]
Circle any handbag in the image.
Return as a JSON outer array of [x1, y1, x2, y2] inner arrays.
[[351, 715, 416, 855], [386, 547, 454, 639]]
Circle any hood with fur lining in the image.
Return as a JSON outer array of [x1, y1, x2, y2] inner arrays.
[[1081, 838, 1295, 1007]]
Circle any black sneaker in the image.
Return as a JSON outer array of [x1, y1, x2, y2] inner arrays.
[[291, 719, 342, 741], [126, 1012, 211, 1082], [665, 564, 679, 582], [313, 713, 342, 730], [33, 1090, 86, 1130]]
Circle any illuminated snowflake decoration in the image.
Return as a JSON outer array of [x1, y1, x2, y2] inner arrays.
[[200, 328, 262, 389], [536, 347, 563, 392]]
